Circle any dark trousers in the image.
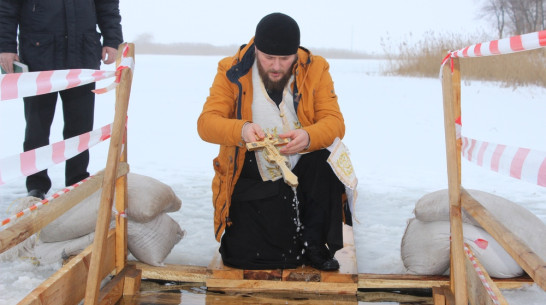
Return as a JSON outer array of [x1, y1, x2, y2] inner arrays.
[[293, 149, 345, 255], [220, 149, 345, 269], [23, 83, 95, 193]]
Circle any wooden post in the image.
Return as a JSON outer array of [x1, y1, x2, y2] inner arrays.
[[432, 287, 446, 305], [84, 43, 134, 305], [114, 54, 130, 272], [441, 57, 467, 305]]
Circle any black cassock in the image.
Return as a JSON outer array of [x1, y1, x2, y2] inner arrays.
[[219, 149, 348, 270]]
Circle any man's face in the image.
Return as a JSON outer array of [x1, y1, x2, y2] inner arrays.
[[255, 47, 297, 91]]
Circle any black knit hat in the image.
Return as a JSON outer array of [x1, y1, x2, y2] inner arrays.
[[254, 12, 300, 55]]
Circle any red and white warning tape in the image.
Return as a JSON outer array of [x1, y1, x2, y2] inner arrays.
[[452, 30, 546, 59], [0, 69, 114, 101], [461, 135, 546, 187], [0, 123, 112, 186], [0, 44, 134, 101], [0, 176, 91, 228], [464, 244, 501, 305], [93, 44, 134, 94], [441, 30, 546, 72]]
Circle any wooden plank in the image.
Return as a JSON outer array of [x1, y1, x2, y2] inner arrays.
[[204, 292, 356, 305], [464, 244, 509, 305], [17, 229, 116, 305], [461, 188, 546, 291], [126, 263, 533, 291], [124, 263, 534, 292], [97, 268, 125, 305], [0, 163, 128, 255], [97, 265, 141, 304], [129, 261, 211, 283], [85, 43, 135, 305], [206, 278, 357, 295], [115, 153, 128, 273], [123, 265, 142, 296], [443, 286, 456, 305], [433, 286, 447, 305], [360, 274, 449, 289], [282, 266, 320, 282], [114, 48, 130, 273], [115, 174, 128, 273], [441, 57, 467, 305], [208, 252, 244, 279], [244, 269, 282, 281], [359, 290, 433, 304], [358, 273, 533, 289]]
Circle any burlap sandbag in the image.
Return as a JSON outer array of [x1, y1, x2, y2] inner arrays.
[[40, 173, 182, 242], [127, 213, 185, 266], [414, 189, 546, 260], [401, 218, 523, 278]]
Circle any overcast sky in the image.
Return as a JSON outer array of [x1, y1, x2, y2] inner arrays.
[[119, 0, 491, 54]]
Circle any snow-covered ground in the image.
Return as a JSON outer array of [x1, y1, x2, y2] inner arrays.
[[1, 55, 545, 304]]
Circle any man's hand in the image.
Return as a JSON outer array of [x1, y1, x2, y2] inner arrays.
[[0, 53, 20, 73], [278, 129, 309, 155], [101, 46, 117, 64], [242, 122, 265, 143]]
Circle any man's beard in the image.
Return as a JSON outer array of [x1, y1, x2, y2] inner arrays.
[[257, 59, 296, 92]]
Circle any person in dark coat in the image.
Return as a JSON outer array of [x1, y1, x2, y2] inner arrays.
[[0, 0, 123, 199]]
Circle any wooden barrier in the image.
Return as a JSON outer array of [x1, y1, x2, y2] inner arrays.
[[84, 43, 134, 305], [441, 57, 468, 305], [441, 49, 546, 304], [9, 43, 136, 305]]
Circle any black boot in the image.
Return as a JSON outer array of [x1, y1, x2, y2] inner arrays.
[[28, 189, 46, 200], [304, 243, 339, 271]]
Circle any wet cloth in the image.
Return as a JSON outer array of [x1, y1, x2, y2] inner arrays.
[[219, 149, 345, 269]]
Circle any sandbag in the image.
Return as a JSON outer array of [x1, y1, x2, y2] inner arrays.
[[124, 173, 182, 221], [33, 233, 95, 265], [401, 218, 523, 278], [0, 197, 38, 261], [39, 192, 105, 243], [414, 189, 546, 260], [400, 219, 450, 275], [40, 173, 182, 242], [127, 213, 185, 266]]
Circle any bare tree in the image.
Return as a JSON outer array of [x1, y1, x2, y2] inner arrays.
[[480, 0, 545, 37], [481, 0, 507, 38]]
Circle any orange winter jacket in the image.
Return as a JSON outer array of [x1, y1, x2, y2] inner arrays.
[[197, 37, 345, 242]]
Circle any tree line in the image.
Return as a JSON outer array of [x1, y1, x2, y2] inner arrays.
[[481, 0, 545, 38]]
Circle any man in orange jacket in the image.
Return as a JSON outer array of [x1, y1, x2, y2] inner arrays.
[[198, 12, 349, 271]]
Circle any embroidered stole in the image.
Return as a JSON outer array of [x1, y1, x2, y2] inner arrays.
[[251, 61, 301, 182]]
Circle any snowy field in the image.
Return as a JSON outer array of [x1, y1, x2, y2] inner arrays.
[[1, 54, 545, 304]]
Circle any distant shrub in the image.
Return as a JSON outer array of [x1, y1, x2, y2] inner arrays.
[[381, 31, 546, 87]]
